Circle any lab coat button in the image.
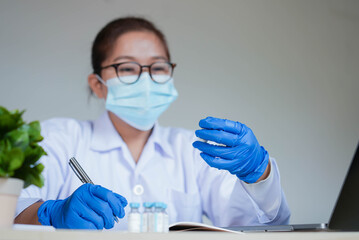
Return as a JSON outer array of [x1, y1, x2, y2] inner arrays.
[[133, 184, 144, 196]]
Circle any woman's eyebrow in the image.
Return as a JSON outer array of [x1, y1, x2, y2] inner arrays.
[[112, 56, 168, 63], [112, 56, 135, 62], [151, 56, 168, 61]]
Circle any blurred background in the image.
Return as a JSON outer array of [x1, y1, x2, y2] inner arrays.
[[0, 0, 358, 224]]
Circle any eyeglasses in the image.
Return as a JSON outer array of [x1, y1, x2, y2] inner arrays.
[[97, 61, 177, 84]]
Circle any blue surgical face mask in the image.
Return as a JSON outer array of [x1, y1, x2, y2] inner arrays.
[[96, 72, 178, 131]]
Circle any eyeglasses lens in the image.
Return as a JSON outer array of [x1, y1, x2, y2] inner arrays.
[[116, 62, 173, 84], [117, 63, 141, 84], [151, 62, 172, 83]]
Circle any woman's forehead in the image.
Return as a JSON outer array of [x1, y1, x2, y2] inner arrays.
[[107, 31, 167, 64]]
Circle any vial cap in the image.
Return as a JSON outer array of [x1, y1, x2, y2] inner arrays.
[[129, 202, 140, 208], [143, 202, 154, 208], [154, 202, 163, 208]]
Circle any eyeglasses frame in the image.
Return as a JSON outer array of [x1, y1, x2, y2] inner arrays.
[[96, 61, 177, 84]]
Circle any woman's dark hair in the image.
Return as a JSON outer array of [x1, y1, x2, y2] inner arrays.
[[91, 17, 170, 75]]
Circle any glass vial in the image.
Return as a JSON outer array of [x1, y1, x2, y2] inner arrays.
[[153, 202, 164, 232], [142, 202, 154, 232], [128, 202, 142, 233], [162, 203, 169, 233]]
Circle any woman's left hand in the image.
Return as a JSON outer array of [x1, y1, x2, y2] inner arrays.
[[192, 117, 270, 183]]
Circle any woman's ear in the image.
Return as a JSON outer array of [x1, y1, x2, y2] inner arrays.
[[88, 73, 107, 99]]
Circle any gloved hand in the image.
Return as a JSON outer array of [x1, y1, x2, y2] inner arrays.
[[192, 117, 269, 183], [37, 184, 127, 229]]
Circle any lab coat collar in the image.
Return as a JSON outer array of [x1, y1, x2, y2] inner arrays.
[[90, 112, 175, 158], [151, 123, 175, 159], [90, 112, 126, 151]]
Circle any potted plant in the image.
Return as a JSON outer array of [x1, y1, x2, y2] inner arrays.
[[0, 106, 46, 228]]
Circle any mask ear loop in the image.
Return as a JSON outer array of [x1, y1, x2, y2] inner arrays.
[[94, 74, 109, 101], [95, 74, 107, 86]]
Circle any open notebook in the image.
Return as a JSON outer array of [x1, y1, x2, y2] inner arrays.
[[169, 222, 242, 233]]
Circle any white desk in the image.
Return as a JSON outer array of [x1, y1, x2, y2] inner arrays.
[[1, 229, 359, 240]]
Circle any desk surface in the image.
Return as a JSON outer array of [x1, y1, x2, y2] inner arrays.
[[1, 229, 359, 240]]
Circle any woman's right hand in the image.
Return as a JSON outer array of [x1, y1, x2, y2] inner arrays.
[[37, 184, 127, 229]]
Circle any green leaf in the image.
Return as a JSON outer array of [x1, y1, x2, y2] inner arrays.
[[22, 167, 44, 188], [0, 147, 24, 175], [0, 107, 25, 136], [5, 128, 29, 151], [0, 115, 15, 136], [6, 148, 25, 172], [27, 121, 43, 142], [34, 163, 45, 172], [0, 106, 9, 115], [0, 139, 11, 152], [24, 145, 47, 165]]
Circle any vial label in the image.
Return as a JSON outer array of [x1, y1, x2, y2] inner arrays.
[[142, 214, 148, 232], [154, 213, 164, 232], [128, 213, 142, 233], [142, 212, 155, 232], [148, 212, 155, 232], [163, 214, 169, 233]]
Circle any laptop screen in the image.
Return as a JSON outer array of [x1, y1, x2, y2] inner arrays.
[[328, 142, 359, 231]]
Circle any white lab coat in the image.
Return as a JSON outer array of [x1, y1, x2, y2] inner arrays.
[[16, 112, 290, 230]]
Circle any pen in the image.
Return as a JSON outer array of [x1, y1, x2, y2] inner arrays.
[[69, 157, 119, 223]]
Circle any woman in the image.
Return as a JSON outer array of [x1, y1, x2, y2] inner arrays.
[[14, 17, 290, 230]]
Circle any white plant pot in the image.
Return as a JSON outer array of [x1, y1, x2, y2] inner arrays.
[[0, 178, 24, 228]]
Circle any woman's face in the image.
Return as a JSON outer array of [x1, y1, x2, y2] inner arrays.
[[89, 31, 168, 98]]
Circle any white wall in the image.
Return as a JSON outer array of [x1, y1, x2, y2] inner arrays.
[[0, 0, 358, 224]]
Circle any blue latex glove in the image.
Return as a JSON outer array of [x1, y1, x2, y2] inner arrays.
[[37, 184, 127, 229], [192, 117, 269, 183]]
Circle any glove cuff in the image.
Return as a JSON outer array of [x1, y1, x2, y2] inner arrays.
[[37, 199, 63, 226], [237, 147, 269, 183]]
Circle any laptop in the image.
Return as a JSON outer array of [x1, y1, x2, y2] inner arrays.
[[225, 141, 359, 232]]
